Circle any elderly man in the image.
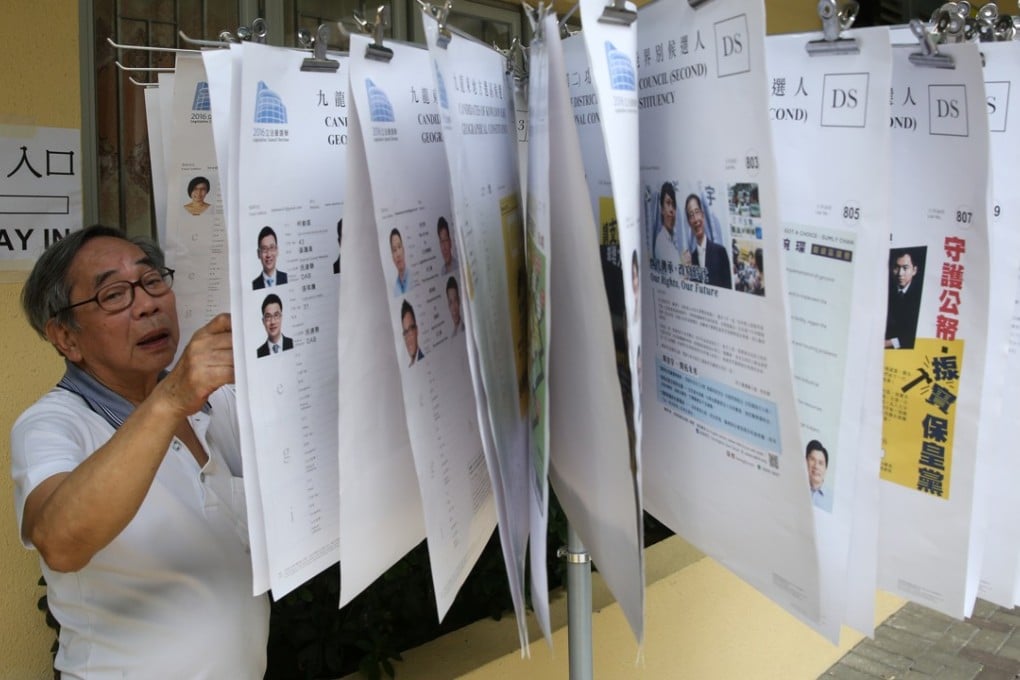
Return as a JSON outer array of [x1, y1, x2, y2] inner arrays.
[[11, 225, 268, 678]]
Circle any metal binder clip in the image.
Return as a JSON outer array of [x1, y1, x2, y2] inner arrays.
[[431, 0, 454, 49], [909, 18, 956, 68], [559, 2, 580, 36], [499, 36, 529, 81], [599, 0, 636, 26], [806, 0, 860, 55], [300, 24, 340, 72], [236, 18, 269, 44], [974, 3, 1016, 41], [354, 6, 394, 62]]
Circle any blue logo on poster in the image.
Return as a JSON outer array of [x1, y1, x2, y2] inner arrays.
[[605, 42, 636, 91], [192, 82, 211, 111], [254, 81, 288, 124], [434, 63, 449, 110], [366, 79, 395, 122]]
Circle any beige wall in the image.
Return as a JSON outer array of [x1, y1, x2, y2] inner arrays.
[[1, 2, 80, 678]]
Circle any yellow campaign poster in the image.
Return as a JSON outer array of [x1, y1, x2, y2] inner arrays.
[[500, 192, 529, 418], [599, 196, 619, 248], [881, 337, 964, 499]]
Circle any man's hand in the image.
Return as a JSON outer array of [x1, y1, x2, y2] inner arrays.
[[157, 313, 234, 418]]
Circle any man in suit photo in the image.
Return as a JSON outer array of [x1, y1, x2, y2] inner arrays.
[[884, 246, 926, 350], [256, 293, 293, 358], [683, 193, 732, 289], [252, 226, 288, 290]]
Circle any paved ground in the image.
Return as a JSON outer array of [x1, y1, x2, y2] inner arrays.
[[822, 599, 1020, 680]]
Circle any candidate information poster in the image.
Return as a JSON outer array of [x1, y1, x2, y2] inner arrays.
[[524, 10, 554, 643], [233, 42, 347, 596], [203, 46, 273, 594], [878, 42, 990, 619], [577, 0, 644, 481], [978, 39, 1020, 609], [767, 28, 892, 641], [425, 15, 532, 641], [163, 54, 230, 352], [348, 34, 497, 622], [0, 125, 80, 271], [337, 76, 424, 608], [638, 0, 822, 624], [545, 15, 646, 645], [561, 26, 646, 642]]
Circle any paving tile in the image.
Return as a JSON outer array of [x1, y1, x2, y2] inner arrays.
[[994, 642, 1020, 664], [824, 663, 886, 680], [899, 672, 935, 680], [840, 651, 901, 679], [887, 610, 956, 641], [973, 600, 1001, 620], [909, 653, 947, 675], [932, 667, 981, 680], [947, 621, 982, 639], [853, 640, 915, 672], [989, 610, 1020, 630], [971, 618, 1014, 634], [873, 626, 935, 658], [919, 651, 984, 676], [958, 647, 1020, 674], [965, 629, 1012, 655], [933, 631, 977, 655], [973, 668, 1020, 680]]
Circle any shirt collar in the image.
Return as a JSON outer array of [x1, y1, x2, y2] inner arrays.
[[57, 359, 209, 430]]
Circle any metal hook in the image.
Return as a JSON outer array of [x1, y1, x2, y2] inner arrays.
[[115, 61, 174, 73], [106, 36, 200, 54], [179, 30, 233, 47]]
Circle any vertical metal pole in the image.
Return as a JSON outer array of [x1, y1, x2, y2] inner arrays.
[[562, 525, 593, 680]]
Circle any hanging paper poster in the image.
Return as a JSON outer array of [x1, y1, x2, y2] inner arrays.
[[0, 125, 81, 271], [523, 9, 554, 643], [638, 0, 822, 624], [544, 13, 645, 647], [337, 70, 424, 608], [349, 33, 498, 622], [766, 27, 892, 640], [202, 45, 272, 594], [233, 42, 347, 596], [425, 15, 532, 643], [142, 86, 168, 247], [878, 42, 990, 619], [163, 54, 230, 351], [561, 3, 646, 639], [978, 39, 1020, 608]]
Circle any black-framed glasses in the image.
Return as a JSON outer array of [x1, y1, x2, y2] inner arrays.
[[54, 267, 175, 316]]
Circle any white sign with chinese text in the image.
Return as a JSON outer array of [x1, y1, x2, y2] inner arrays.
[[0, 125, 81, 270]]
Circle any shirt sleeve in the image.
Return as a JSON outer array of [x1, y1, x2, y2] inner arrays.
[[9, 391, 104, 548]]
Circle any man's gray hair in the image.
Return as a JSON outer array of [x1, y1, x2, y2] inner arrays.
[[21, 225, 166, 337]]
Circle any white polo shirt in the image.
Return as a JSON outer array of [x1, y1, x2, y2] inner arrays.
[[10, 387, 269, 680]]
